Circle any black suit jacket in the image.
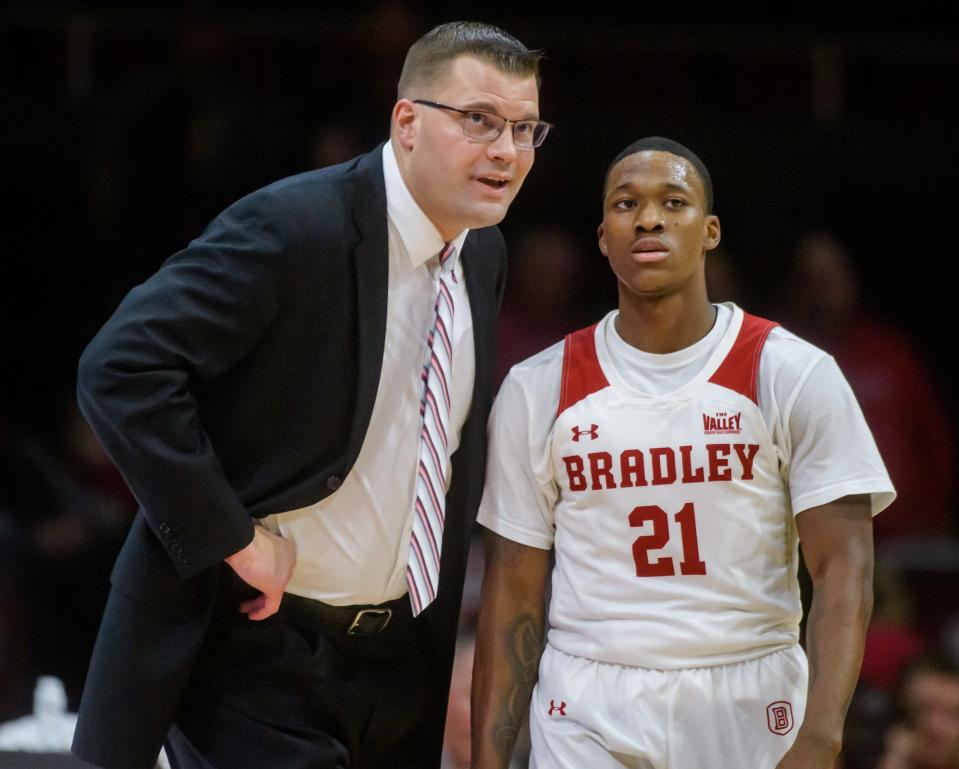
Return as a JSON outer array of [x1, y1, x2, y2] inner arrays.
[[71, 146, 506, 769]]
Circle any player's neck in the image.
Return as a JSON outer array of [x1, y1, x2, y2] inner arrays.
[[615, 290, 716, 354]]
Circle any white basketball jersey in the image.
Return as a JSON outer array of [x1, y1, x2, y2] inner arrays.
[[549, 308, 798, 669]]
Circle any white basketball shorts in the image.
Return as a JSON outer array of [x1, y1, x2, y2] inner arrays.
[[529, 643, 808, 769]]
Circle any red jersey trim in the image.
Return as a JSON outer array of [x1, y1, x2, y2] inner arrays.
[[708, 312, 779, 404], [558, 324, 610, 417]]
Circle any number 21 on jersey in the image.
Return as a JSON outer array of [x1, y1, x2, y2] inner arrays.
[[629, 503, 707, 577]]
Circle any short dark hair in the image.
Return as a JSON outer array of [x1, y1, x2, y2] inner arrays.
[[398, 21, 543, 98], [604, 136, 714, 213]]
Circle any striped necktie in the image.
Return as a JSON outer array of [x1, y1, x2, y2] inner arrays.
[[407, 241, 457, 616]]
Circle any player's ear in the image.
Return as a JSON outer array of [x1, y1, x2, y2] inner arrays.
[[598, 223, 608, 258], [703, 215, 721, 252]]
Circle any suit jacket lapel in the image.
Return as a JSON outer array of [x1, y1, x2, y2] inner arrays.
[[460, 234, 495, 421], [345, 145, 389, 471]]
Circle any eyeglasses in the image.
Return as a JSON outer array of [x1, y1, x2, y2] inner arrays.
[[413, 99, 552, 149]]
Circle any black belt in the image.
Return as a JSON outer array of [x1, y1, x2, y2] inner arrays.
[[281, 592, 412, 637]]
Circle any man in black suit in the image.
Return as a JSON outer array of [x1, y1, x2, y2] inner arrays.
[[70, 20, 550, 769]]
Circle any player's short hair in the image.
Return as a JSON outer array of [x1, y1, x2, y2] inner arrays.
[[604, 136, 714, 213], [398, 21, 543, 98]]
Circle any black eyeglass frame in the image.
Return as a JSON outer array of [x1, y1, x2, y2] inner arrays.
[[412, 99, 552, 149]]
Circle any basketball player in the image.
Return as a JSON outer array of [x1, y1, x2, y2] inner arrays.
[[471, 136, 895, 769]]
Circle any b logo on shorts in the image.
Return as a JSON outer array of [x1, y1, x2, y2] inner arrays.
[[548, 699, 567, 716], [766, 701, 794, 735]]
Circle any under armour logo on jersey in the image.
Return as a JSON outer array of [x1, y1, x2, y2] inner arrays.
[[571, 424, 599, 442], [548, 699, 567, 716], [766, 701, 794, 735]]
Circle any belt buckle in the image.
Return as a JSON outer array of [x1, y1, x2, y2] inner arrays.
[[347, 608, 393, 636]]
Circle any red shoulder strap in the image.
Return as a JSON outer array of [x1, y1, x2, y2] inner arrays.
[[708, 312, 778, 404], [558, 324, 610, 417]]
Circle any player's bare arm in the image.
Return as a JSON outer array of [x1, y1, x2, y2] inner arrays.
[[776, 493, 873, 769], [472, 529, 551, 769]]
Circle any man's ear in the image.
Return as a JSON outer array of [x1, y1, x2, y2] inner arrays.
[[392, 99, 418, 151], [597, 222, 608, 258], [704, 215, 721, 252]]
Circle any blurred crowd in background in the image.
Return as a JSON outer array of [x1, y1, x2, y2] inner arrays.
[[1, 3, 957, 768]]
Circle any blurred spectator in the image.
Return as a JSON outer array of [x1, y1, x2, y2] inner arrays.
[[0, 414, 32, 722], [782, 229, 957, 543], [352, 0, 421, 115], [0, 549, 31, 721], [0, 398, 135, 713], [1, 415, 68, 719], [876, 721, 917, 769], [81, 2, 287, 306], [876, 721, 916, 769], [705, 244, 747, 306], [861, 562, 927, 693], [894, 651, 959, 769], [305, 118, 370, 170], [840, 682, 896, 769], [946, 616, 959, 669], [495, 224, 594, 387]]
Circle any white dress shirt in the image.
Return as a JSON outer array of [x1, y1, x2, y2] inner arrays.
[[260, 142, 475, 605]]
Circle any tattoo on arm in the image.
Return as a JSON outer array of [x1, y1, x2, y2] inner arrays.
[[492, 612, 543, 757]]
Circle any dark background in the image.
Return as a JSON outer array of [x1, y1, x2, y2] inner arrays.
[[3, 2, 958, 429], [0, 2, 957, 764]]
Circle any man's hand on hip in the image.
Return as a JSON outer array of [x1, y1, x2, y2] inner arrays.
[[224, 526, 296, 620]]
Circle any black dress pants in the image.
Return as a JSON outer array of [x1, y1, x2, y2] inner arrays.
[[165, 573, 436, 769]]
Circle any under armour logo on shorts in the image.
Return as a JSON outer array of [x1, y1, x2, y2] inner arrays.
[[571, 424, 599, 442], [548, 699, 567, 716], [766, 701, 794, 735]]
